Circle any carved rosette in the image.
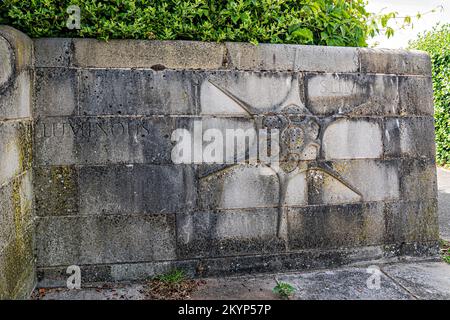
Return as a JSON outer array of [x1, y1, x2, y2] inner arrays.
[[263, 114, 321, 172]]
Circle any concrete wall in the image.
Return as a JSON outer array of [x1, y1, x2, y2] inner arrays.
[[0, 27, 438, 288], [32, 39, 438, 286], [0, 26, 35, 298]]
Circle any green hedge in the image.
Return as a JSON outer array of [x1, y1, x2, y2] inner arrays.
[[410, 24, 450, 166], [0, 0, 375, 46]]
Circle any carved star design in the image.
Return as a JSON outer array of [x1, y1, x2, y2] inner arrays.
[[201, 77, 363, 238]]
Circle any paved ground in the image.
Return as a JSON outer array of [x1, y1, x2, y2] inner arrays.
[[33, 261, 450, 300], [438, 167, 450, 241], [32, 167, 450, 300]]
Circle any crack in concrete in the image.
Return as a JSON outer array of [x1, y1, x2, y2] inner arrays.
[[380, 266, 419, 300]]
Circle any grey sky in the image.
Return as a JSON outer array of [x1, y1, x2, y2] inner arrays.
[[367, 0, 450, 48]]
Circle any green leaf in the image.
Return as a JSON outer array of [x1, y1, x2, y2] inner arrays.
[[291, 28, 314, 42]]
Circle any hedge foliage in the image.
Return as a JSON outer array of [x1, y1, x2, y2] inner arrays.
[[0, 0, 381, 46], [410, 24, 450, 166]]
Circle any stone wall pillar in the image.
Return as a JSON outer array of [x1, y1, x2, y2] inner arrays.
[[0, 26, 35, 299]]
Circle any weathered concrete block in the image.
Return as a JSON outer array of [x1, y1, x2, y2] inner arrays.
[[0, 71, 33, 120], [34, 117, 75, 165], [384, 118, 436, 159], [358, 48, 431, 76], [400, 159, 437, 201], [383, 118, 402, 158], [306, 167, 361, 205], [384, 200, 439, 243], [0, 121, 32, 185], [0, 26, 33, 74], [33, 38, 72, 68], [399, 76, 434, 116], [0, 35, 13, 89], [73, 39, 226, 69], [287, 203, 385, 250], [183, 117, 258, 165], [78, 165, 196, 215], [199, 165, 280, 210], [79, 69, 199, 115], [198, 163, 308, 205], [305, 73, 398, 116], [226, 43, 359, 72], [284, 171, 309, 206], [36, 214, 176, 266], [0, 171, 33, 254], [400, 118, 436, 159], [383, 241, 440, 259], [0, 28, 33, 120], [34, 116, 175, 165], [177, 209, 285, 258], [200, 71, 305, 115], [314, 160, 400, 203], [0, 226, 35, 299], [34, 166, 79, 216], [194, 247, 384, 277], [34, 68, 78, 117], [322, 119, 383, 160]]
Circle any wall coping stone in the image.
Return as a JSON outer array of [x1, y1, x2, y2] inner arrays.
[[33, 37, 431, 76]]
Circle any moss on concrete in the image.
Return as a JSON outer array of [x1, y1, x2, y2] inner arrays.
[[17, 122, 33, 173], [0, 175, 35, 299], [35, 166, 78, 216], [0, 226, 34, 299], [0, 121, 34, 299]]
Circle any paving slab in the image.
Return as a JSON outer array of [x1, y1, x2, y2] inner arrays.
[[437, 167, 450, 241], [382, 262, 450, 300], [189, 276, 279, 300], [277, 267, 413, 300]]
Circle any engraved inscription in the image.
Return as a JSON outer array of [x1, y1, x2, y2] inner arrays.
[[37, 118, 154, 140]]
